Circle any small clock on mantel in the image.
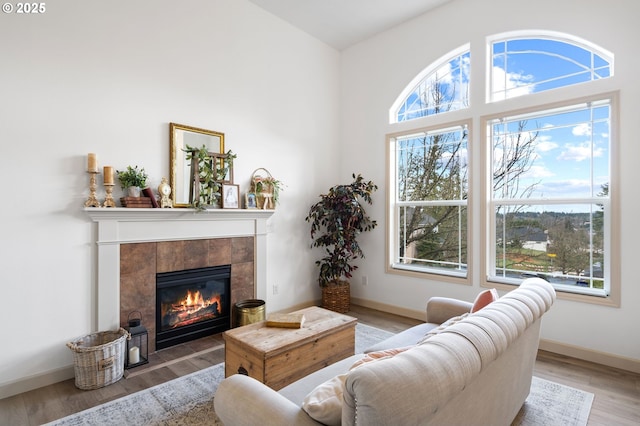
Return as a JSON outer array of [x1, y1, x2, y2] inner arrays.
[[158, 177, 173, 208]]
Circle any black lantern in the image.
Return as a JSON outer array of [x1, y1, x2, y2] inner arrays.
[[125, 311, 148, 369]]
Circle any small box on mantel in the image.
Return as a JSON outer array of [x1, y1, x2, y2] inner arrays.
[[266, 313, 305, 329], [120, 197, 153, 208]]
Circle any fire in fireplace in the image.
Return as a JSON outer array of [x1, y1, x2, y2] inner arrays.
[[156, 265, 231, 350]]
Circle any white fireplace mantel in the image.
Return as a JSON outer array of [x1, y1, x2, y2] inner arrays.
[[85, 208, 274, 331]]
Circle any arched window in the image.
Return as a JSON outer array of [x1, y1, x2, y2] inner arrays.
[[391, 45, 470, 123], [489, 32, 612, 101], [387, 31, 617, 302]]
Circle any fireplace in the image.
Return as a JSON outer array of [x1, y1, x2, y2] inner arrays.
[[156, 265, 231, 350], [85, 208, 274, 349]]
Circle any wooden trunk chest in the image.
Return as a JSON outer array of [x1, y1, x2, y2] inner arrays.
[[224, 306, 357, 390]]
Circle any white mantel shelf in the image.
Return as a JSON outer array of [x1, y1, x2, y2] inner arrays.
[[85, 207, 274, 331], [84, 207, 275, 222]]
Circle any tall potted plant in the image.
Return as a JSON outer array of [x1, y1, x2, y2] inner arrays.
[[305, 174, 378, 313]]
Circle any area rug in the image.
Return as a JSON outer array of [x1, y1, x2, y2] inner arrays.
[[512, 376, 594, 426], [46, 324, 594, 425]]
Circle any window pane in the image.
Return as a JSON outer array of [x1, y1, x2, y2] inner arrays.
[[396, 51, 470, 122], [494, 204, 604, 290], [396, 127, 468, 202], [491, 102, 610, 200], [398, 205, 467, 272], [491, 37, 611, 101]]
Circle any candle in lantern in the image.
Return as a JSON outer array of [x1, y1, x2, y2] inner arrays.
[[103, 166, 114, 185], [87, 153, 97, 172], [129, 346, 140, 364]]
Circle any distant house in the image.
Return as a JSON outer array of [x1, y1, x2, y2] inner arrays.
[[506, 226, 549, 252]]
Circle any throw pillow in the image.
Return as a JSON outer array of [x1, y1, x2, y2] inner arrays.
[[349, 346, 412, 370], [471, 288, 499, 313], [302, 347, 412, 425], [417, 312, 470, 345], [301, 374, 347, 426]]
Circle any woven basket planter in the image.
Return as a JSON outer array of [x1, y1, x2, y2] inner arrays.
[[321, 280, 350, 313], [250, 168, 277, 210], [66, 328, 129, 390]]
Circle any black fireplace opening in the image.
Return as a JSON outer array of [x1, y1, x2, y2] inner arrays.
[[156, 265, 231, 350]]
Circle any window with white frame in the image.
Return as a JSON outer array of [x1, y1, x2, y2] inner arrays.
[[487, 99, 612, 296], [391, 124, 469, 276], [388, 32, 616, 299]]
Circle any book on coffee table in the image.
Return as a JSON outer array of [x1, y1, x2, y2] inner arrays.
[[266, 313, 305, 328]]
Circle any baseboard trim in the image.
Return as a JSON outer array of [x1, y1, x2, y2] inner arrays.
[[351, 297, 425, 321], [0, 365, 74, 400], [539, 339, 640, 374]]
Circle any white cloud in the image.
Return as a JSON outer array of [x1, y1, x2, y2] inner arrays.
[[537, 137, 558, 153], [491, 66, 534, 100], [526, 164, 555, 178], [572, 123, 592, 136], [558, 142, 603, 162], [540, 179, 592, 198]]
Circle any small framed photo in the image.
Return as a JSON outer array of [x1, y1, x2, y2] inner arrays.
[[245, 192, 258, 209], [222, 184, 240, 209]]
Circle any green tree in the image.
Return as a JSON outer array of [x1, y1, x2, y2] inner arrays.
[[547, 218, 590, 276]]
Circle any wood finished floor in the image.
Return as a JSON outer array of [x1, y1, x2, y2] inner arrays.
[[1, 305, 638, 425]]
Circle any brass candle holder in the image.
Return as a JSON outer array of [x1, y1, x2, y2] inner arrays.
[[103, 183, 116, 208], [84, 171, 101, 207]]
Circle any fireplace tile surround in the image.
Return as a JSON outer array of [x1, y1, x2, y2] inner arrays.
[[120, 237, 254, 352], [86, 208, 274, 351]]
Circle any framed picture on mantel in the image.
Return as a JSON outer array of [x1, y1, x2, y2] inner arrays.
[[245, 192, 257, 209], [222, 184, 239, 209]]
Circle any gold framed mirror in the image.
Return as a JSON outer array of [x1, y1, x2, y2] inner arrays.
[[169, 123, 225, 207]]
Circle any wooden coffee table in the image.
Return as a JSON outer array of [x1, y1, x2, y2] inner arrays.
[[224, 306, 357, 390]]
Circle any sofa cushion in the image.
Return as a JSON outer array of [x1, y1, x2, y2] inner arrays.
[[364, 322, 437, 353], [278, 354, 361, 406], [471, 288, 499, 312], [350, 346, 412, 370], [301, 373, 347, 426]]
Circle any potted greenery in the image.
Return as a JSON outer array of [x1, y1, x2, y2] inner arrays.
[[305, 174, 378, 313], [117, 165, 149, 197], [185, 145, 236, 209]]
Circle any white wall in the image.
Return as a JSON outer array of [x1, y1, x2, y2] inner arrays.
[[341, 0, 640, 366], [0, 0, 339, 394]]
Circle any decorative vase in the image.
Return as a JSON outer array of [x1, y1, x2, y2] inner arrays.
[[127, 186, 141, 197]]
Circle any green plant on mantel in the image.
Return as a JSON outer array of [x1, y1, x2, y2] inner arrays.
[[254, 176, 284, 205], [116, 165, 148, 189], [305, 173, 378, 287], [185, 144, 236, 209]]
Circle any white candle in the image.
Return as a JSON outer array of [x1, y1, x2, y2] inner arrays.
[[87, 153, 97, 172], [129, 346, 140, 364]]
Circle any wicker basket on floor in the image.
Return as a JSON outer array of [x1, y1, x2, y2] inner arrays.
[[321, 280, 350, 313], [66, 328, 129, 390]]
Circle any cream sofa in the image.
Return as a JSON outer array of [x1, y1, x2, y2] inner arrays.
[[214, 278, 556, 425]]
